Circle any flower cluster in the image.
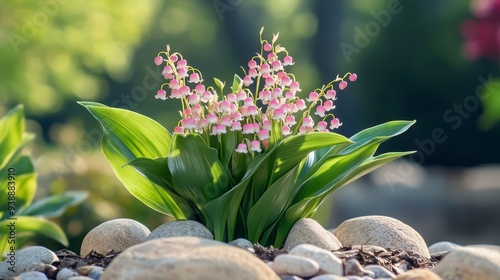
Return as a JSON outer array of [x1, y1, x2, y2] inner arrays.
[[154, 31, 356, 154]]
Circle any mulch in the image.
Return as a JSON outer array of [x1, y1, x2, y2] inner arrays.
[[48, 245, 443, 278], [253, 244, 443, 276]]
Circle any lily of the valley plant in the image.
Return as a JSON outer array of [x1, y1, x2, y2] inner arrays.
[[81, 28, 415, 247]]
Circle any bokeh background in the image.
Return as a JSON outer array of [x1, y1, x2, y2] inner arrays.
[[1, 0, 499, 253]]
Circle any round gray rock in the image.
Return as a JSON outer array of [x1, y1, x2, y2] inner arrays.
[[333, 216, 430, 258], [228, 238, 254, 249], [80, 218, 150, 257], [101, 236, 280, 280], [13, 271, 49, 280], [428, 241, 461, 255], [433, 245, 500, 279], [57, 268, 78, 280], [284, 218, 342, 251], [146, 220, 213, 241], [0, 246, 58, 279]]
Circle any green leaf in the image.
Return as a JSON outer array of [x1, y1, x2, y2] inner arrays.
[[231, 74, 242, 93], [0, 216, 68, 249], [79, 102, 193, 219], [247, 165, 300, 244], [214, 77, 225, 93], [168, 134, 231, 210], [295, 140, 382, 201], [219, 132, 236, 168], [333, 120, 415, 155], [17, 191, 87, 218], [342, 151, 415, 186], [204, 150, 276, 241], [0, 156, 36, 217], [127, 157, 174, 190], [273, 132, 351, 180], [0, 105, 35, 170], [250, 132, 351, 209], [0, 105, 25, 170]]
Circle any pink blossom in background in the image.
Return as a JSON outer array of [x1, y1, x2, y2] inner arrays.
[[461, 0, 500, 60]]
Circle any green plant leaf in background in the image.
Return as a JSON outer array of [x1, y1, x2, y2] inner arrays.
[[0, 216, 68, 255], [0, 105, 88, 260], [79, 102, 194, 220], [231, 74, 242, 93], [17, 191, 88, 218], [0, 104, 24, 170]]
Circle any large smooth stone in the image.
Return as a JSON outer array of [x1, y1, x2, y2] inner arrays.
[[433, 245, 500, 280], [146, 220, 213, 241], [80, 218, 150, 256], [284, 218, 342, 251], [101, 236, 279, 280], [0, 246, 57, 279], [333, 216, 430, 258]]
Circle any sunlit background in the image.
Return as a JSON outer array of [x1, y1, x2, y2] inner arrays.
[[1, 0, 499, 252]]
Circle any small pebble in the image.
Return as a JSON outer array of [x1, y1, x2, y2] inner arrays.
[[57, 268, 78, 280], [77, 266, 104, 276], [364, 265, 396, 279], [345, 276, 364, 280], [88, 269, 103, 280], [273, 254, 320, 278], [280, 275, 304, 280], [289, 244, 343, 275], [344, 259, 374, 278], [228, 238, 254, 250], [13, 271, 48, 280], [310, 274, 347, 280], [68, 277, 95, 280]]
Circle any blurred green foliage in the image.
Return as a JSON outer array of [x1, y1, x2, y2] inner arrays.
[[0, 105, 86, 258], [0, 0, 157, 115]]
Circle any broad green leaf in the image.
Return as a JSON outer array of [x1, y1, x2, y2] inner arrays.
[[219, 132, 236, 168], [127, 157, 174, 191], [342, 151, 415, 186], [204, 149, 277, 241], [273, 132, 351, 180], [79, 102, 193, 219], [0, 156, 36, 216], [0, 216, 68, 248], [168, 134, 231, 210], [17, 191, 87, 218], [249, 133, 351, 210], [0, 105, 24, 170], [231, 74, 242, 93], [295, 140, 382, 201], [247, 165, 300, 244], [333, 120, 415, 155], [300, 121, 416, 186]]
